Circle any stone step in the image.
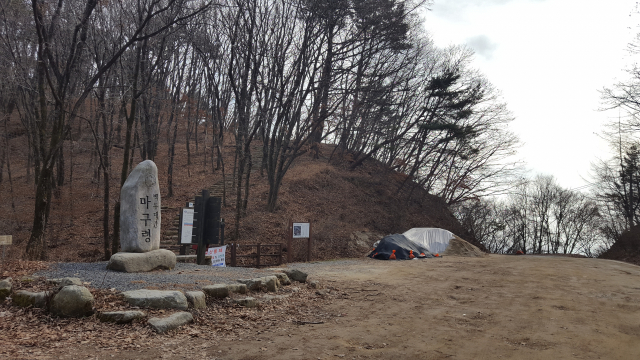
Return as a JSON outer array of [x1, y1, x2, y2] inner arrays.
[[122, 290, 188, 310]]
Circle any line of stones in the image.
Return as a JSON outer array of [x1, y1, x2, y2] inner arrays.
[[0, 269, 308, 334]]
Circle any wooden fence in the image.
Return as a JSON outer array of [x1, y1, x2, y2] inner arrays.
[[229, 243, 283, 268]]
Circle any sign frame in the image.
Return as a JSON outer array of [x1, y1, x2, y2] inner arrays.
[[286, 221, 312, 263]]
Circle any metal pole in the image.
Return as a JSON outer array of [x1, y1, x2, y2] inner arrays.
[[307, 223, 312, 262], [231, 243, 236, 267], [220, 218, 225, 245], [256, 244, 261, 268], [287, 220, 292, 263]]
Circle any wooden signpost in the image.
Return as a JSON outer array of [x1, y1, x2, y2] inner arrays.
[[286, 221, 312, 263]]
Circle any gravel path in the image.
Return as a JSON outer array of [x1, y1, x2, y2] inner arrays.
[[34, 259, 366, 291]]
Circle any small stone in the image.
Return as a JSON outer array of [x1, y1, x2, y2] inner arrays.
[[0, 278, 12, 302], [235, 297, 257, 308], [50, 285, 94, 317], [12, 290, 48, 308], [202, 284, 229, 298], [185, 291, 206, 309], [308, 280, 320, 289], [282, 269, 307, 283], [98, 310, 146, 324], [315, 289, 329, 297], [148, 312, 193, 333], [122, 290, 188, 310]]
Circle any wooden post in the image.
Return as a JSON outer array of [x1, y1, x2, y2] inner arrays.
[[230, 243, 236, 267], [287, 220, 292, 263], [277, 243, 282, 265], [307, 223, 312, 262], [256, 244, 261, 267]]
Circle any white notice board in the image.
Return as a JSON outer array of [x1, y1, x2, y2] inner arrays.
[[0, 235, 11, 245], [292, 223, 310, 238], [205, 246, 227, 267], [180, 208, 194, 244]]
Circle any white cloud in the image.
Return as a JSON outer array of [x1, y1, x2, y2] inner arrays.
[[465, 35, 498, 59]]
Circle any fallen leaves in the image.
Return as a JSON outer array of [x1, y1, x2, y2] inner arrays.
[[0, 278, 341, 358]]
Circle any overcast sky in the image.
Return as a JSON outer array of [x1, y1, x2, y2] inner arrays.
[[422, 0, 639, 190]]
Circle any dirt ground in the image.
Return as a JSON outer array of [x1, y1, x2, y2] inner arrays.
[[17, 254, 637, 360]]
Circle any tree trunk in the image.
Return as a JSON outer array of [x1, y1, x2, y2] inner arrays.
[[26, 167, 52, 260]]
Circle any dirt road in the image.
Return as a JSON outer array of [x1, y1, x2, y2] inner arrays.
[[36, 255, 640, 359]]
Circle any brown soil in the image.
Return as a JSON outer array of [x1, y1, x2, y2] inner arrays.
[[3, 255, 640, 359]]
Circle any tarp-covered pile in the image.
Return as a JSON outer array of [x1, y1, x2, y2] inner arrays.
[[368, 234, 434, 260], [403, 228, 454, 254]]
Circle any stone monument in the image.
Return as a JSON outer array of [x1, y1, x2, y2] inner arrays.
[[107, 160, 176, 272]]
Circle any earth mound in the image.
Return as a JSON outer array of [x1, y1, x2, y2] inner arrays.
[[599, 226, 640, 266], [442, 236, 486, 257]]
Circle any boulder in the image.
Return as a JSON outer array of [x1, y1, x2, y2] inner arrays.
[[98, 310, 146, 324], [0, 277, 12, 302], [283, 269, 308, 283], [120, 160, 161, 253], [107, 249, 176, 273], [185, 291, 206, 309], [263, 276, 279, 292], [148, 312, 193, 334], [122, 290, 188, 310], [234, 297, 258, 308], [227, 283, 247, 294], [202, 284, 229, 299], [50, 285, 94, 317], [273, 273, 291, 286], [12, 290, 48, 308]]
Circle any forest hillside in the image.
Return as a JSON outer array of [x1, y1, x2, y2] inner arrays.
[[0, 117, 480, 263]]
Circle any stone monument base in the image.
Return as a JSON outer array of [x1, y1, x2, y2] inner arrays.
[[107, 249, 177, 273]]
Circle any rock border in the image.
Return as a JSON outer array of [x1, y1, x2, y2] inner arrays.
[[2, 268, 310, 334]]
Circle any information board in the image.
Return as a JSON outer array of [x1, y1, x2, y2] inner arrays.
[[180, 208, 194, 244], [292, 223, 310, 238]]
